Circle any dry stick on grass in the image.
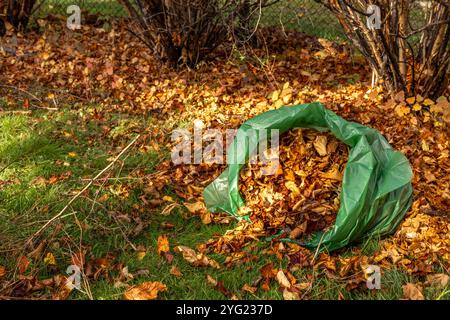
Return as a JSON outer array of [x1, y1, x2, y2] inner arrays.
[[25, 134, 141, 247]]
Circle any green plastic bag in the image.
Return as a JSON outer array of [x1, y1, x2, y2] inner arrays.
[[203, 102, 413, 252]]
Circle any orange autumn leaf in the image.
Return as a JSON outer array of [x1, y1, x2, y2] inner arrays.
[[157, 235, 170, 256], [123, 281, 167, 300], [18, 256, 30, 274]]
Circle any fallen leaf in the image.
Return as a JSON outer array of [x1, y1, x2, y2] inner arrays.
[[162, 195, 174, 202], [276, 270, 292, 288], [241, 283, 257, 294], [124, 281, 167, 300], [285, 181, 301, 197], [184, 201, 206, 214], [170, 266, 183, 278], [402, 283, 424, 300], [206, 274, 218, 286], [283, 288, 300, 300], [136, 250, 146, 261], [174, 246, 220, 268], [44, 252, 56, 266], [289, 221, 307, 239], [53, 275, 74, 300], [313, 135, 328, 156], [157, 235, 170, 256], [406, 97, 416, 105], [18, 256, 30, 274], [395, 104, 410, 117]]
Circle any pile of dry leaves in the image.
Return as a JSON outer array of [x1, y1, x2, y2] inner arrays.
[[206, 129, 348, 255]]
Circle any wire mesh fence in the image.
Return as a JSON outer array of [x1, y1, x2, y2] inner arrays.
[[34, 0, 127, 17], [33, 0, 345, 39], [31, 1, 434, 42]]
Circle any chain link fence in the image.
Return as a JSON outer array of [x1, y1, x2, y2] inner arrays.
[[33, 0, 345, 39], [31, 1, 432, 41]]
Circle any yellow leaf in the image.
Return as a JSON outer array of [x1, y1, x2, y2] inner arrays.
[[269, 90, 279, 102], [44, 252, 56, 266], [423, 98, 434, 106], [136, 251, 146, 261], [123, 281, 167, 300], [285, 181, 300, 197], [274, 99, 284, 109], [300, 70, 312, 77], [412, 103, 421, 111], [320, 165, 342, 181], [395, 104, 410, 117], [200, 211, 212, 225], [206, 274, 218, 286], [282, 288, 300, 300], [162, 195, 174, 202], [282, 94, 292, 104], [68, 152, 77, 158]]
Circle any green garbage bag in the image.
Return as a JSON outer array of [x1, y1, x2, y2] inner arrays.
[[203, 102, 413, 252]]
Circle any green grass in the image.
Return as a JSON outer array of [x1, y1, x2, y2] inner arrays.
[[0, 105, 448, 300]]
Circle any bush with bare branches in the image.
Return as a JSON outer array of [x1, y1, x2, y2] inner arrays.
[[315, 0, 449, 98], [0, 0, 37, 31], [118, 0, 279, 67]]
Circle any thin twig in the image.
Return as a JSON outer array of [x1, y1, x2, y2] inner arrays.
[[25, 135, 141, 246]]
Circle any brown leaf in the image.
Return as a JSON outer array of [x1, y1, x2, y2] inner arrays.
[[313, 135, 328, 156], [123, 281, 167, 300], [184, 201, 206, 214], [206, 274, 218, 286], [174, 246, 220, 269], [260, 262, 277, 279], [402, 283, 424, 300], [276, 270, 292, 288], [289, 221, 307, 239], [170, 266, 183, 278], [0, 265, 6, 279], [241, 283, 257, 294], [18, 256, 30, 274]]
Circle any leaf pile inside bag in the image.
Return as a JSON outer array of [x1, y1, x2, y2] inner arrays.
[[207, 129, 349, 254]]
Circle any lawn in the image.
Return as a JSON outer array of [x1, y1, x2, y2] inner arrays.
[[0, 108, 446, 300]]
